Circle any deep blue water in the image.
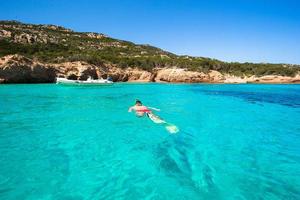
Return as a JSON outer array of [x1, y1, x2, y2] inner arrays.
[[0, 83, 300, 200]]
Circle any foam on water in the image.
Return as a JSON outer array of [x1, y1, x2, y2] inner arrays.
[[0, 83, 300, 199]]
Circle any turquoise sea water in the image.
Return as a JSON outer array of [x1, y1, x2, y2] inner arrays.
[[0, 83, 300, 200]]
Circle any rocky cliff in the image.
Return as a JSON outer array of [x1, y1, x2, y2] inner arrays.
[[0, 54, 55, 83], [1, 54, 299, 83]]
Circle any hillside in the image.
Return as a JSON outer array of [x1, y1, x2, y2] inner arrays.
[[0, 20, 300, 83]]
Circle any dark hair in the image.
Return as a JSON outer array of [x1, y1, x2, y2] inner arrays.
[[135, 99, 142, 105]]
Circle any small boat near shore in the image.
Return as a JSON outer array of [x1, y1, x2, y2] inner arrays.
[[56, 77, 113, 85]]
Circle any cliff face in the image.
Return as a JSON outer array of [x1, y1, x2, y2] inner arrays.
[[154, 68, 226, 83], [0, 54, 155, 83], [1, 54, 299, 83], [0, 54, 56, 83]]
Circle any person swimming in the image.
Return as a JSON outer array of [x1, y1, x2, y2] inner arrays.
[[128, 99, 179, 134], [128, 99, 160, 117]]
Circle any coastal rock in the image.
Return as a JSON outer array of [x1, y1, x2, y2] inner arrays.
[[106, 66, 128, 82], [223, 75, 248, 83], [249, 74, 300, 83], [126, 68, 154, 82], [154, 68, 210, 82], [0, 54, 56, 83], [208, 70, 224, 82], [104, 67, 153, 82], [53, 61, 99, 80], [1, 54, 300, 84], [222, 74, 300, 83]]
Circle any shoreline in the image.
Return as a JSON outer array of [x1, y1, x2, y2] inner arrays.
[[1, 54, 300, 84], [1, 81, 300, 85]]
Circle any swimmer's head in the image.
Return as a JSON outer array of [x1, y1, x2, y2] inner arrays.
[[135, 99, 142, 106]]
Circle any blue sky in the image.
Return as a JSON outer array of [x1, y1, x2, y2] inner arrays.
[[0, 0, 299, 64]]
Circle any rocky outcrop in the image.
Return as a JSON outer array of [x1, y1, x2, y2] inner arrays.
[[86, 32, 107, 39], [102, 67, 154, 82], [223, 75, 248, 83], [124, 68, 154, 82], [208, 70, 225, 82], [223, 74, 300, 83], [0, 55, 56, 83], [105, 66, 129, 82], [0, 29, 11, 38], [12, 33, 58, 44], [249, 75, 300, 83], [1, 55, 300, 84], [154, 68, 210, 82], [154, 68, 225, 83], [13, 33, 37, 44], [0, 55, 156, 83], [53, 61, 99, 80]]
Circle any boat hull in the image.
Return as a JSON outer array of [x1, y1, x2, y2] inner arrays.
[[56, 78, 113, 85]]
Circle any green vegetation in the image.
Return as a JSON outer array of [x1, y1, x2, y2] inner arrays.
[[0, 20, 299, 76]]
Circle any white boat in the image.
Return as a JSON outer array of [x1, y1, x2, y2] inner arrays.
[[56, 77, 113, 85]]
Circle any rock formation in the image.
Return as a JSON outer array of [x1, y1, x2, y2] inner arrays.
[[1, 54, 300, 84], [154, 68, 209, 82], [0, 55, 56, 83]]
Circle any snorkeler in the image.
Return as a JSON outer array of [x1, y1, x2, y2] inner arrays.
[[128, 99, 160, 117], [128, 99, 179, 134]]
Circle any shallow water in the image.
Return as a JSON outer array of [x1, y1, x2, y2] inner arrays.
[[0, 83, 300, 200]]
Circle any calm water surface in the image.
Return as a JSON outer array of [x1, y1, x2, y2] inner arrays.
[[0, 83, 300, 200]]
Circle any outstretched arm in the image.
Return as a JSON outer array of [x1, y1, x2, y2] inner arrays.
[[128, 106, 135, 112]]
